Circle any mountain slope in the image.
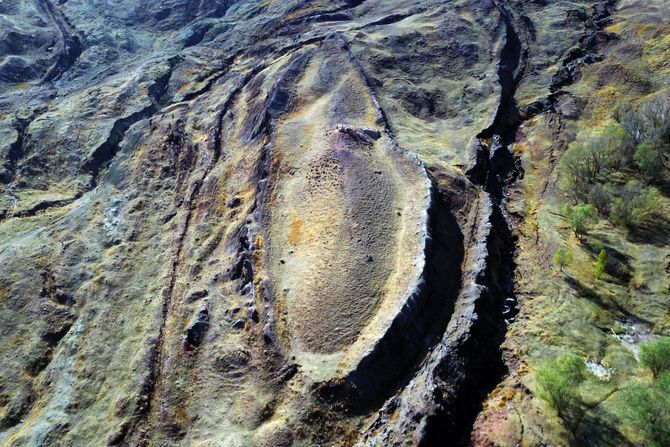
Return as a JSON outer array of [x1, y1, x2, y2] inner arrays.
[[0, 0, 667, 446]]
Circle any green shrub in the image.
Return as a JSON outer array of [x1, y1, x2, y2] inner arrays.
[[619, 372, 670, 447], [635, 141, 665, 179], [599, 122, 628, 171], [610, 197, 629, 227], [621, 92, 670, 176], [559, 124, 627, 203], [640, 338, 670, 378], [536, 354, 586, 422], [559, 137, 615, 203], [610, 183, 663, 228], [588, 183, 612, 215], [568, 203, 597, 238], [560, 144, 595, 203], [553, 248, 574, 273], [620, 92, 669, 143], [594, 249, 607, 281]]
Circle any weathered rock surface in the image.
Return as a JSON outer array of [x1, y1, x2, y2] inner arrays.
[[0, 0, 654, 446]]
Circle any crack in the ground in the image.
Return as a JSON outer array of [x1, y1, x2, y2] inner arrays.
[[0, 57, 183, 223], [83, 56, 181, 189], [273, 0, 369, 35], [0, 107, 46, 186], [417, 4, 526, 444], [522, 0, 618, 120], [439, 0, 620, 444], [38, 0, 83, 83], [179, 54, 238, 103]]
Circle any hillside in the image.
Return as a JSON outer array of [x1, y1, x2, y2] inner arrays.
[[0, 0, 668, 446]]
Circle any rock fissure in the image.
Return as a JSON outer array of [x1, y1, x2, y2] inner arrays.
[[0, 107, 46, 185], [523, 0, 618, 119], [37, 0, 82, 83], [441, 0, 620, 444], [83, 56, 181, 189], [419, 1, 527, 442]]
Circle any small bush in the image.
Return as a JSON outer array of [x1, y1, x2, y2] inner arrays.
[[619, 372, 670, 447], [620, 92, 670, 144], [536, 354, 586, 422], [599, 122, 628, 171], [640, 337, 670, 378], [610, 183, 663, 228], [610, 197, 629, 227], [588, 183, 612, 215], [635, 141, 664, 179], [553, 248, 574, 273], [594, 249, 607, 281], [568, 203, 597, 238], [622, 91, 670, 177], [560, 144, 595, 203]]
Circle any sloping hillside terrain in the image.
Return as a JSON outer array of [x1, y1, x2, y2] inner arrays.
[[0, 0, 668, 446]]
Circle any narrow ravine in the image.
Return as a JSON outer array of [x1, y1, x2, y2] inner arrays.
[[441, 0, 621, 443], [419, 4, 527, 444]]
